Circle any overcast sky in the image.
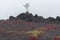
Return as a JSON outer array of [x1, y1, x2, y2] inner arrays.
[[0, 0, 60, 19]]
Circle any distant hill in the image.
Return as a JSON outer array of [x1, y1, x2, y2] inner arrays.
[[9, 11, 60, 24]]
